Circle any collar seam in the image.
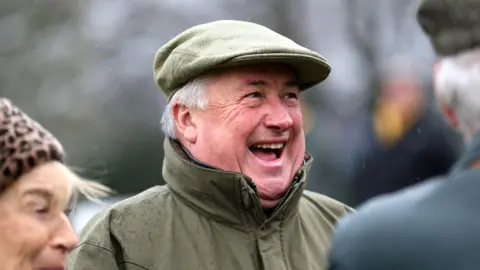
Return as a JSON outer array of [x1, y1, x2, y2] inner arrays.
[[171, 190, 242, 225]]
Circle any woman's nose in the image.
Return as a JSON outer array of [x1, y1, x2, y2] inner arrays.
[[51, 215, 79, 252]]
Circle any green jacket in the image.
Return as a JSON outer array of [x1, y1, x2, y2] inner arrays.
[[68, 139, 353, 270]]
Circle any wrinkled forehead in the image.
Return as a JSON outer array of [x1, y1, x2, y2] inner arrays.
[[12, 162, 73, 205], [211, 63, 298, 84]]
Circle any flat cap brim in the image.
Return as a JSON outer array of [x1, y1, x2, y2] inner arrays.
[[212, 51, 331, 90], [154, 20, 331, 99]]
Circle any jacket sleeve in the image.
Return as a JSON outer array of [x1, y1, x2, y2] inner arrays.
[[67, 211, 122, 270]]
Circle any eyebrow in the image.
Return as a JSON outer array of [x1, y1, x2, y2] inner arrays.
[[23, 187, 75, 211], [22, 188, 54, 200]]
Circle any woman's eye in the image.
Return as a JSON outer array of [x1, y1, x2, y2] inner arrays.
[[64, 208, 73, 217], [34, 206, 50, 215], [28, 201, 50, 216], [245, 92, 262, 99]]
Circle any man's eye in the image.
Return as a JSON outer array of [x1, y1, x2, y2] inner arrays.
[[245, 92, 262, 98], [285, 93, 299, 99]]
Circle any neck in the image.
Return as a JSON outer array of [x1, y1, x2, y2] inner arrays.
[[162, 138, 313, 228]]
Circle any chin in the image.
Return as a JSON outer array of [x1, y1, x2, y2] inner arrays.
[[259, 198, 282, 209], [253, 176, 291, 202]]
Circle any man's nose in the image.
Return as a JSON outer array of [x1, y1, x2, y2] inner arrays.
[[51, 214, 79, 252], [263, 101, 293, 132]]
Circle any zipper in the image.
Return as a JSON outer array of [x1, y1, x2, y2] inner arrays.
[[267, 174, 302, 221], [257, 171, 303, 229], [240, 159, 310, 228]]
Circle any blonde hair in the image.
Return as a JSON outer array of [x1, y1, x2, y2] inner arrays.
[[62, 165, 112, 204], [41, 161, 113, 205]]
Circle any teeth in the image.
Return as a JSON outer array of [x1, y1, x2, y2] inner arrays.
[[252, 143, 284, 149]]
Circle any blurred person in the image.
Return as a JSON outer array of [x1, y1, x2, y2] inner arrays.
[[68, 20, 353, 270], [0, 98, 111, 270], [297, 0, 447, 204], [350, 59, 462, 206], [327, 0, 480, 269]]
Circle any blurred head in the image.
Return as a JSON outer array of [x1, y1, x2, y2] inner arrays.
[[0, 98, 111, 270], [417, 0, 480, 141], [433, 48, 480, 141], [378, 59, 425, 120], [161, 64, 305, 209]]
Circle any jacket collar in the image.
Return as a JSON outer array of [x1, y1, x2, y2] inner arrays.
[[450, 131, 480, 174], [162, 138, 313, 230]]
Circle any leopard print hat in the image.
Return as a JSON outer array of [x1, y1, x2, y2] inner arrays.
[[0, 98, 65, 192]]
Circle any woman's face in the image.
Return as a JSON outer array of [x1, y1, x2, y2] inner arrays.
[[0, 161, 78, 270]]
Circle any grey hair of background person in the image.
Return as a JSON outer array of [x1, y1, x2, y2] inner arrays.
[[435, 48, 480, 140]]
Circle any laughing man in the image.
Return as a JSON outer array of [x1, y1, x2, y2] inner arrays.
[[68, 20, 353, 270]]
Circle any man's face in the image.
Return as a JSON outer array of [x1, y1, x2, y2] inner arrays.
[[177, 65, 305, 209]]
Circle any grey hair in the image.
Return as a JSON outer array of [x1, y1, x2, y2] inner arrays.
[[160, 76, 210, 139], [435, 48, 480, 137]]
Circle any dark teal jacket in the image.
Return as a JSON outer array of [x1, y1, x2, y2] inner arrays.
[[328, 132, 480, 270]]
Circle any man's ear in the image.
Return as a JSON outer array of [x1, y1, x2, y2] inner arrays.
[[439, 101, 458, 128], [172, 102, 197, 143]]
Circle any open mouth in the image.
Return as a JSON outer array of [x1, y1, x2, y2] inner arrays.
[[248, 143, 284, 161]]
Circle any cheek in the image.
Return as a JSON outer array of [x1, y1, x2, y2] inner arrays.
[[0, 216, 49, 265], [291, 107, 304, 129], [206, 109, 257, 137], [230, 112, 264, 142]]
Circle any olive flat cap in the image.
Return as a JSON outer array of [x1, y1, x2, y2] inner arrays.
[[153, 20, 331, 99], [417, 0, 480, 56]]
